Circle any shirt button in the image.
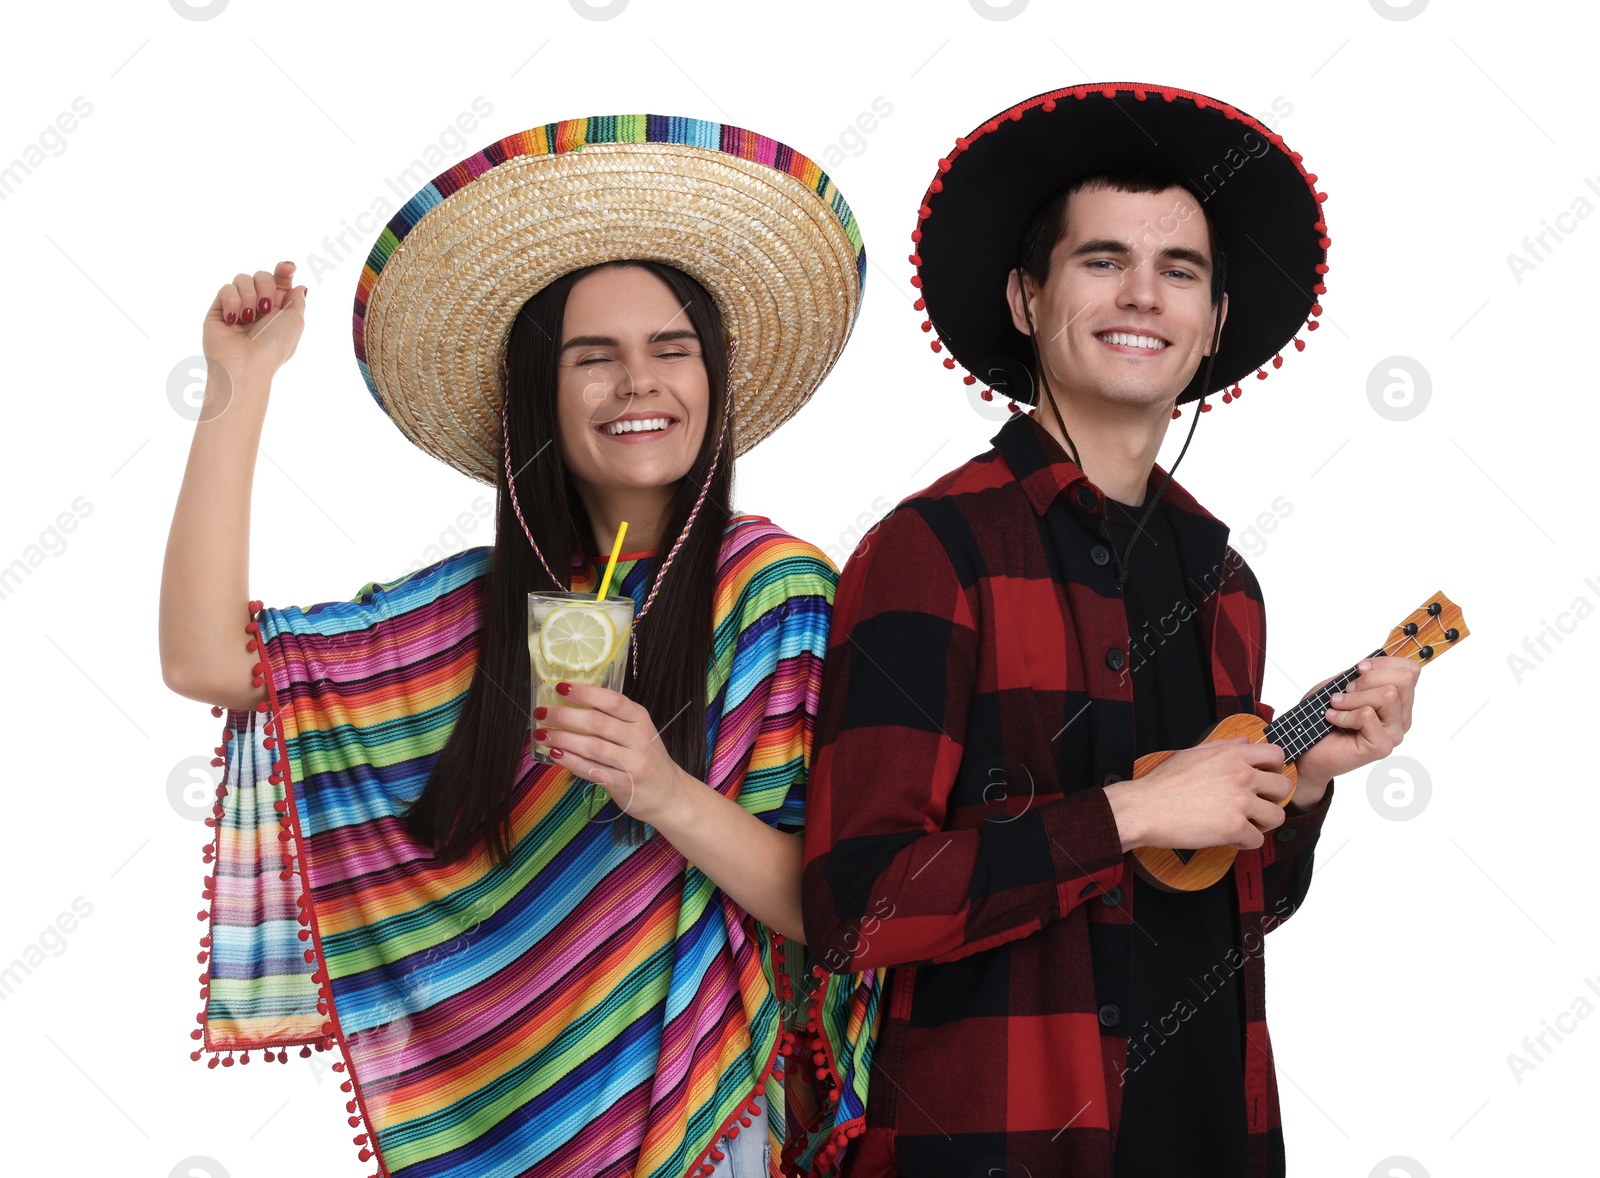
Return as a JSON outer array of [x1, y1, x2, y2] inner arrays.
[[1275, 826, 1298, 842], [1090, 544, 1111, 566], [1098, 1004, 1121, 1027], [1076, 487, 1098, 510], [1105, 647, 1125, 671], [1102, 771, 1123, 787], [1100, 885, 1123, 906]]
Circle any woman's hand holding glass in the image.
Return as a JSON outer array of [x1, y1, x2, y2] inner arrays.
[[534, 682, 688, 830]]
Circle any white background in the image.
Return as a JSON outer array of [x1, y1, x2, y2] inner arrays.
[[0, 1, 1593, 1175]]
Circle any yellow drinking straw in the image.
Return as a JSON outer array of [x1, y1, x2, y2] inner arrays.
[[596, 521, 628, 600]]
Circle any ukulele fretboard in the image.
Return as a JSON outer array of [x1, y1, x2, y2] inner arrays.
[[1263, 595, 1467, 762]]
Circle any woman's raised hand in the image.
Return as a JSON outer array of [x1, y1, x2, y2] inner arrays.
[[163, 261, 308, 712], [202, 260, 309, 384]]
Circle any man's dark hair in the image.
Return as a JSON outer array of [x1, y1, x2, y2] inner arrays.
[[1016, 170, 1226, 306]]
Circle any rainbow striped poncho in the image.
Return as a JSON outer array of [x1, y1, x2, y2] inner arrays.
[[191, 514, 881, 1176]]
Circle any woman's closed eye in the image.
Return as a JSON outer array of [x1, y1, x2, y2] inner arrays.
[[574, 350, 694, 365]]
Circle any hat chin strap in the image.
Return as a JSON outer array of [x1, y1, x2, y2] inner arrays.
[[500, 338, 739, 680], [1018, 253, 1226, 589]]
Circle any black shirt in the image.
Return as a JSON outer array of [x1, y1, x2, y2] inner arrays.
[[1106, 497, 1252, 1177]]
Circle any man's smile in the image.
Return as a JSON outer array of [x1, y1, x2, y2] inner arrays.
[[1094, 328, 1170, 354]]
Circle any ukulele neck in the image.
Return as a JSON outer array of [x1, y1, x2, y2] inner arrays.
[[1260, 591, 1470, 764], [1263, 647, 1387, 764]]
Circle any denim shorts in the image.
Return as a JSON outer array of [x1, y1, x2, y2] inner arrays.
[[705, 1054, 781, 1177]]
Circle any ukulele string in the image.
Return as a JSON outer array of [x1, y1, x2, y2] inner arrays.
[[1244, 610, 1450, 756]]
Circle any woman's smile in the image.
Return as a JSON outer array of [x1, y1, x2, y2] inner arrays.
[[595, 411, 681, 443]]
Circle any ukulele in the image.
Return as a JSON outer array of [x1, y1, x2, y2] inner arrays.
[[1130, 592, 1469, 892]]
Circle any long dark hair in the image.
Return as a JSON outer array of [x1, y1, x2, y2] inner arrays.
[[403, 261, 734, 867]]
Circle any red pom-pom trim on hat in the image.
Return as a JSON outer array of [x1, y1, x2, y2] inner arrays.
[[908, 80, 1330, 415]]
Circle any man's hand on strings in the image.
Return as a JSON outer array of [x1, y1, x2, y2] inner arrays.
[[1292, 656, 1420, 808]]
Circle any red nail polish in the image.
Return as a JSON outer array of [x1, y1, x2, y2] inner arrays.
[[533, 728, 548, 742], [550, 748, 564, 759], [241, 307, 254, 324], [258, 297, 271, 314], [534, 706, 547, 720], [226, 310, 237, 325], [556, 683, 572, 696]]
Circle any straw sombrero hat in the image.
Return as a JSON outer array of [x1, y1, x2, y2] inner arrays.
[[353, 114, 867, 485]]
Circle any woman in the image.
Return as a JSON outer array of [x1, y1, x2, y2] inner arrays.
[[161, 115, 879, 1178]]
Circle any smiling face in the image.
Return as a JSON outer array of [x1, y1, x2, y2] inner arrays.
[[555, 264, 711, 496], [1006, 183, 1228, 413]]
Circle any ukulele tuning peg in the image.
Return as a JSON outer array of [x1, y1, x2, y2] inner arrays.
[[1445, 628, 1460, 641], [1403, 622, 1418, 636], [1427, 602, 1443, 616], [1418, 645, 1434, 659]]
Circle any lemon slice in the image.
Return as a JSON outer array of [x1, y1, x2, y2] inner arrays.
[[538, 605, 617, 675]]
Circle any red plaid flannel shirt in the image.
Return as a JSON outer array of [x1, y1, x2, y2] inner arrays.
[[803, 411, 1336, 1178]]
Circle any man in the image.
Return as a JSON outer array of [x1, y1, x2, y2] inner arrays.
[[801, 83, 1420, 1178]]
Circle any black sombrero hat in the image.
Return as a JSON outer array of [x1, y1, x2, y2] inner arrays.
[[910, 81, 1329, 410]]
